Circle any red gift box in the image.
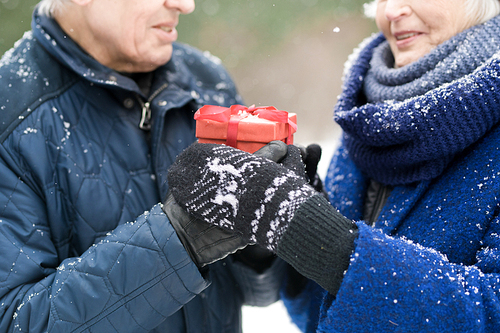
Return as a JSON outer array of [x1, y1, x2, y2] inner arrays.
[[194, 104, 297, 153]]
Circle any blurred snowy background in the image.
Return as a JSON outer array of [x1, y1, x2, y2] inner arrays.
[[1, 0, 377, 331]]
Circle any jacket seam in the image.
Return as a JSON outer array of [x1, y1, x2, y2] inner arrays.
[[0, 78, 79, 144]]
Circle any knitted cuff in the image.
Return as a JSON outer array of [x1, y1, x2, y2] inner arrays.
[[276, 194, 359, 296]]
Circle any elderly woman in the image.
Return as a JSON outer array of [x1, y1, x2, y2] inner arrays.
[[167, 0, 500, 331]]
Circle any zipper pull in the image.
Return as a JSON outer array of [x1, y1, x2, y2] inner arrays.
[[137, 82, 168, 131], [139, 101, 152, 130]]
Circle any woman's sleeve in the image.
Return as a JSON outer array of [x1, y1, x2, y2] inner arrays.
[[0, 151, 209, 332], [318, 221, 500, 332]]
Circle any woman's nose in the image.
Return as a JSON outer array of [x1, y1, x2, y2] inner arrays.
[[164, 0, 195, 14], [384, 0, 412, 21]]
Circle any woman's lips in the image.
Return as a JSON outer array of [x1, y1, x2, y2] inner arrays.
[[396, 32, 419, 40], [394, 31, 422, 47]]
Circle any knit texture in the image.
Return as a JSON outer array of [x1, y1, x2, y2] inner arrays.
[[335, 15, 500, 185], [276, 194, 358, 295], [308, 122, 500, 332], [168, 143, 317, 250]]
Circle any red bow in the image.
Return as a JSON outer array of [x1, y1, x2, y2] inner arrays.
[[194, 104, 297, 148]]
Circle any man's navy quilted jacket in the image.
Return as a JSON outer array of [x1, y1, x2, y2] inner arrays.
[[0, 10, 285, 332]]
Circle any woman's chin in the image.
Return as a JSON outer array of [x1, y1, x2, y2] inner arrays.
[[394, 54, 419, 68]]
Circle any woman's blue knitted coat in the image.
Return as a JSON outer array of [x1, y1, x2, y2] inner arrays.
[[282, 24, 500, 333]]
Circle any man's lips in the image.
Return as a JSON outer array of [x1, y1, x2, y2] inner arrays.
[[158, 26, 174, 33], [153, 20, 178, 33], [153, 23, 178, 42]]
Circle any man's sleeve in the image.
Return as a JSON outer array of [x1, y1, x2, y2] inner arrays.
[[0, 147, 209, 331]]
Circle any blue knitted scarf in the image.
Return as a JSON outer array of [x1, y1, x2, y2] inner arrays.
[[334, 15, 500, 185]]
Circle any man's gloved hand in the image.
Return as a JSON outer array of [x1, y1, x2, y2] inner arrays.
[[162, 193, 248, 268], [163, 141, 289, 268], [167, 142, 317, 251]]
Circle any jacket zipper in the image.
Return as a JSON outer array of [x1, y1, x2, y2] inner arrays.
[[367, 183, 391, 225], [138, 83, 169, 130]]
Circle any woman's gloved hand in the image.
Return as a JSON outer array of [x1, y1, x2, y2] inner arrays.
[[167, 142, 317, 251], [163, 141, 290, 268], [296, 143, 328, 197]]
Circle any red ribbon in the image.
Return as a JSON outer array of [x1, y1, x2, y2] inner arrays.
[[194, 104, 297, 148]]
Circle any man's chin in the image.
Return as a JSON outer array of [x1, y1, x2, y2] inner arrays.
[[143, 46, 173, 69], [123, 51, 173, 73]]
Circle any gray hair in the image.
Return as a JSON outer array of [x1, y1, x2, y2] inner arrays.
[[37, 0, 68, 17], [363, 0, 500, 26]]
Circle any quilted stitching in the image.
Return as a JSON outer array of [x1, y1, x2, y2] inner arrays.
[[0, 12, 283, 331]]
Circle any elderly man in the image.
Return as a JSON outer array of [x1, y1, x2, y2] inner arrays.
[[0, 0, 287, 331]]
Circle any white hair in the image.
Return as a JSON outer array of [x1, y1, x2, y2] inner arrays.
[[37, 0, 69, 17], [363, 0, 500, 26]]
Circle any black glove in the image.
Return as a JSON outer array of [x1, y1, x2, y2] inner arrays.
[[167, 141, 359, 296], [163, 141, 289, 268], [297, 143, 328, 197], [163, 193, 248, 268], [235, 141, 313, 271], [167, 142, 317, 251], [273, 144, 324, 296]]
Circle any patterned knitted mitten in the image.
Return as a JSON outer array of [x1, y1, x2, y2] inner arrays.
[[167, 143, 317, 251]]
